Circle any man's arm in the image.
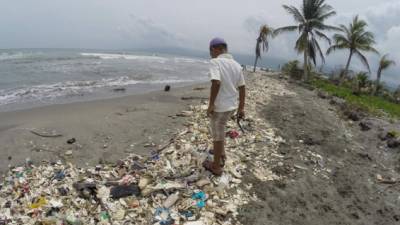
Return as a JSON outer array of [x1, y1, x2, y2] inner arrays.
[[208, 80, 221, 117], [238, 85, 246, 118]]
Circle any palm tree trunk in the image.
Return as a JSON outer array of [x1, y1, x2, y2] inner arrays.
[[253, 57, 258, 72], [341, 50, 353, 82], [375, 69, 382, 96], [303, 49, 308, 82]]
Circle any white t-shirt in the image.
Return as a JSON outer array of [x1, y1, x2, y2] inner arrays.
[[209, 53, 245, 112]]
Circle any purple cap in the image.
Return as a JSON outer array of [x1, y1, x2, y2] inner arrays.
[[209, 37, 227, 48]]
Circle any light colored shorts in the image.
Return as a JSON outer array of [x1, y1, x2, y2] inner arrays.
[[210, 110, 234, 141]]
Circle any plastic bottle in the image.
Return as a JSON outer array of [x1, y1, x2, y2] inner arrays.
[[163, 192, 180, 208], [216, 174, 231, 195]]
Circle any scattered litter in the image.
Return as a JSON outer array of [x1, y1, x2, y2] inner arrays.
[[181, 96, 208, 101], [176, 111, 194, 117], [154, 207, 174, 225], [30, 129, 62, 138], [184, 221, 204, 225], [110, 184, 140, 199], [67, 138, 76, 144], [65, 150, 73, 156], [113, 87, 126, 92], [227, 130, 240, 139], [163, 192, 180, 208], [376, 174, 397, 184], [0, 73, 288, 225], [192, 191, 207, 208], [54, 170, 65, 181]]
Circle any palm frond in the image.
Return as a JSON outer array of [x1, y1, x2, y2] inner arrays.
[[356, 44, 379, 54], [328, 15, 378, 67], [326, 43, 348, 55], [311, 36, 325, 64], [255, 25, 273, 59], [308, 41, 317, 65], [273, 26, 299, 36], [283, 5, 305, 23], [332, 33, 350, 45], [318, 10, 336, 21], [314, 30, 331, 45], [379, 54, 396, 71], [353, 49, 371, 72]]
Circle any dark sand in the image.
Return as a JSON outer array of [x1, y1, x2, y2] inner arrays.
[[0, 84, 208, 174], [238, 74, 400, 225]]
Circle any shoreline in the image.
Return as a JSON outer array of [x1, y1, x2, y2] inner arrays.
[[0, 80, 207, 113], [0, 82, 209, 174]]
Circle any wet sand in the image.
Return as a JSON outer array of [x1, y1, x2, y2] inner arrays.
[[0, 83, 208, 174], [238, 73, 400, 225]]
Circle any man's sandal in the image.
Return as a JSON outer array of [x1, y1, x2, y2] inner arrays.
[[202, 160, 223, 176]]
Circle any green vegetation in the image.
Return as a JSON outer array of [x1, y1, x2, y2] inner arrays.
[[387, 130, 400, 138], [326, 16, 378, 80], [375, 54, 396, 95], [281, 60, 302, 80], [257, 0, 398, 118], [273, 0, 399, 118], [274, 0, 338, 82], [311, 77, 400, 118]]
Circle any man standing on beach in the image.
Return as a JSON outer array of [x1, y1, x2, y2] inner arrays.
[[203, 37, 246, 176]]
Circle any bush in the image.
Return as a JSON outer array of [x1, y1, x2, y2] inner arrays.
[[282, 60, 303, 80], [351, 72, 373, 95], [311, 77, 400, 118]]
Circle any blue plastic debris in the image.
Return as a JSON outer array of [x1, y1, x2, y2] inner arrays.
[[54, 171, 65, 181], [154, 207, 174, 225], [191, 191, 207, 208]]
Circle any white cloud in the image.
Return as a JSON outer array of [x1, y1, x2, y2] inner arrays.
[[117, 15, 187, 49], [0, 0, 399, 84]]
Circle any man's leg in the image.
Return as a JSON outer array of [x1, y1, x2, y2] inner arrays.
[[205, 111, 233, 175], [211, 140, 224, 173]]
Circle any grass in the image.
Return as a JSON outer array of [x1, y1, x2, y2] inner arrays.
[[311, 78, 400, 118]]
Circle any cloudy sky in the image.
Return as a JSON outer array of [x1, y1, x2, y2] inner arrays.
[[1, 0, 399, 84]]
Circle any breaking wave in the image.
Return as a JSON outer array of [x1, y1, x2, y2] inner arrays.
[[0, 51, 44, 61], [80, 53, 168, 63], [81, 53, 209, 64], [0, 77, 194, 106]]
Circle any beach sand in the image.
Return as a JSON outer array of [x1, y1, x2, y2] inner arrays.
[[0, 83, 208, 173], [2, 72, 400, 225]]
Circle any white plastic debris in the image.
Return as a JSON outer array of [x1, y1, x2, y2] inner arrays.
[[0, 72, 289, 225]]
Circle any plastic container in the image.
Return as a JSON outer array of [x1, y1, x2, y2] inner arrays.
[[163, 192, 180, 208]]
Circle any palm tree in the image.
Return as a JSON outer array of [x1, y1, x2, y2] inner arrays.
[[375, 54, 396, 95], [274, 0, 338, 82], [327, 16, 378, 80], [253, 25, 273, 72]]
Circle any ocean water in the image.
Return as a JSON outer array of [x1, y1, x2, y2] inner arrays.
[[0, 49, 210, 112]]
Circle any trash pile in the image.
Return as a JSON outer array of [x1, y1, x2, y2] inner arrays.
[[0, 73, 289, 225]]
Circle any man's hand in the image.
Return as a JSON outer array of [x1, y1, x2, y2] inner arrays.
[[207, 105, 215, 117], [237, 109, 245, 120]]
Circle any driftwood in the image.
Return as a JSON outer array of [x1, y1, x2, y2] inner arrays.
[[31, 147, 57, 153], [156, 129, 190, 153], [30, 130, 62, 138], [376, 180, 400, 194], [378, 179, 398, 185], [181, 96, 208, 101]]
